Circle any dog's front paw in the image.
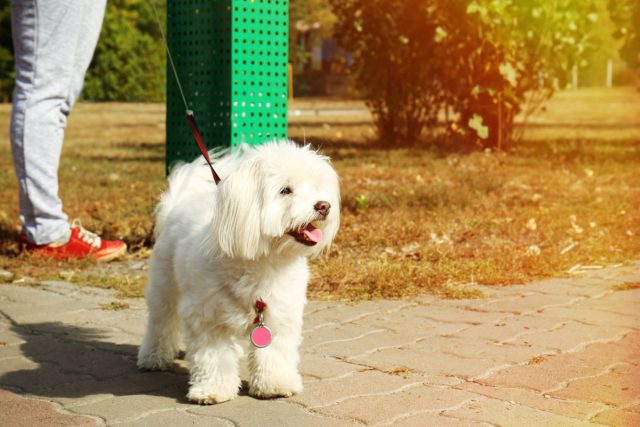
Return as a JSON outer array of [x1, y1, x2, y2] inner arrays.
[[187, 383, 238, 405], [248, 372, 303, 399]]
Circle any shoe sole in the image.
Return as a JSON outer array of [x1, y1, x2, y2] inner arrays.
[[95, 244, 128, 262]]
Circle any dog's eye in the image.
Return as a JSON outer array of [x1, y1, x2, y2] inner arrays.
[[280, 186, 293, 195]]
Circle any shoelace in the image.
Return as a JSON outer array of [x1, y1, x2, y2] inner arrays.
[[71, 219, 102, 249]]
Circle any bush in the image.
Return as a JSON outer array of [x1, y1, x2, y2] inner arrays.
[[0, 0, 165, 102], [0, 0, 13, 101], [83, 0, 165, 102], [609, 0, 639, 79], [330, 0, 444, 143], [331, 0, 603, 148]]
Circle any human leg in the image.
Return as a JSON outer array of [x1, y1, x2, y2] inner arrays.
[[10, 0, 106, 245]]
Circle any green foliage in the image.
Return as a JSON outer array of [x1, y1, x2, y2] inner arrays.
[[290, 0, 336, 69], [331, 0, 603, 148], [83, 0, 165, 102], [330, 0, 445, 143], [0, 0, 14, 101], [0, 0, 166, 102], [441, 0, 601, 147], [608, 0, 639, 72]]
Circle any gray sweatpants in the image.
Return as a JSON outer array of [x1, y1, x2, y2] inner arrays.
[[10, 0, 106, 245]]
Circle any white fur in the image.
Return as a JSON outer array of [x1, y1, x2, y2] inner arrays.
[[137, 141, 340, 404]]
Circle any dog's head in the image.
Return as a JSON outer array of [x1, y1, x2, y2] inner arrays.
[[212, 141, 340, 260]]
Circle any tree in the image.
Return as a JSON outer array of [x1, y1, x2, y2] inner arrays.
[[330, 0, 445, 143], [608, 0, 639, 78], [331, 0, 602, 148], [289, 0, 335, 71], [440, 0, 602, 148], [83, 0, 165, 102]]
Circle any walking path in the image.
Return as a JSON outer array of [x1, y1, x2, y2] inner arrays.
[[0, 262, 638, 426]]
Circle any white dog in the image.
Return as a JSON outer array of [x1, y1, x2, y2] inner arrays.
[[137, 141, 340, 404]]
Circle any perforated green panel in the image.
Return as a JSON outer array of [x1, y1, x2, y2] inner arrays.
[[166, 0, 289, 172]]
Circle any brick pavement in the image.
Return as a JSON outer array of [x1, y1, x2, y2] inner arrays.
[[0, 262, 638, 426]]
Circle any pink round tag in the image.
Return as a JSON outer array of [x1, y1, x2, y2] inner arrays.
[[250, 325, 272, 348]]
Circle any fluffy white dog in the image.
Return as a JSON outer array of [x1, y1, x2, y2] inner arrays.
[[137, 141, 340, 404]]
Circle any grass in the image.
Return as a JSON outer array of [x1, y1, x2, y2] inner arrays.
[[100, 301, 131, 311], [1, 88, 639, 301]]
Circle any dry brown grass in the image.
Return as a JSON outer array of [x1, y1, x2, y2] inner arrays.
[[1, 88, 639, 300]]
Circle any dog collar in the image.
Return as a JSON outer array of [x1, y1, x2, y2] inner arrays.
[[250, 298, 272, 348]]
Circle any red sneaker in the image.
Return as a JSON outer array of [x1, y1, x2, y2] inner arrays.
[[20, 219, 127, 262]]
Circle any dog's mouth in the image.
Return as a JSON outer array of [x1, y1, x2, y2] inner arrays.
[[288, 223, 323, 246]]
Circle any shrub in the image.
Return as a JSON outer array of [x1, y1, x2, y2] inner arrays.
[[330, 0, 444, 143], [331, 0, 602, 148], [83, 0, 165, 102]]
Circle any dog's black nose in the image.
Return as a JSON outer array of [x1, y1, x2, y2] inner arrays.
[[314, 201, 331, 218]]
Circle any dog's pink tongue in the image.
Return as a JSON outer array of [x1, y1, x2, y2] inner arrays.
[[303, 224, 323, 243]]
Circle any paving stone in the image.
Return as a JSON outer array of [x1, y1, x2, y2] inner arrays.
[[303, 301, 412, 332], [1, 303, 96, 324], [69, 391, 188, 423], [479, 333, 638, 393], [503, 321, 629, 351], [312, 384, 479, 425], [305, 301, 346, 315], [303, 321, 383, 349], [0, 389, 99, 426], [291, 369, 420, 408], [385, 411, 492, 426], [0, 342, 25, 359], [188, 398, 350, 427], [0, 358, 98, 395], [443, 396, 601, 427], [116, 408, 233, 427], [0, 285, 79, 305], [1, 265, 639, 425], [0, 354, 38, 377], [538, 305, 640, 329], [350, 343, 509, 380], [479, 292, 581, 314], [40, 280, 86, 296], [5, 332, 137, 380], [591, 405, 640, 427], [399, 334, 549, 365], [0, 328, 26, 346], [579, 291, 640, 315], [348, 312, 472, 337], [390, 304, 505, 326], [106, 315, 148, 337], [513, 278, 614, 298], [456, 314, 564, 343], [307, 328, 427, 359], [550, 363, 640, 406], [299, 353, 361, 381], [49, 370, 186, 408], [456, 381, 608, 421]]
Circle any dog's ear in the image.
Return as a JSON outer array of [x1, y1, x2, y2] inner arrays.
[[212, 156, 265, 260]]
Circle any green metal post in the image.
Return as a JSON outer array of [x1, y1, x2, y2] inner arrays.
[[166, 0, 289, 172]]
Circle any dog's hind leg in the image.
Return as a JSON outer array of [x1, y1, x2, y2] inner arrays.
[[137, 253, 181, 371]]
